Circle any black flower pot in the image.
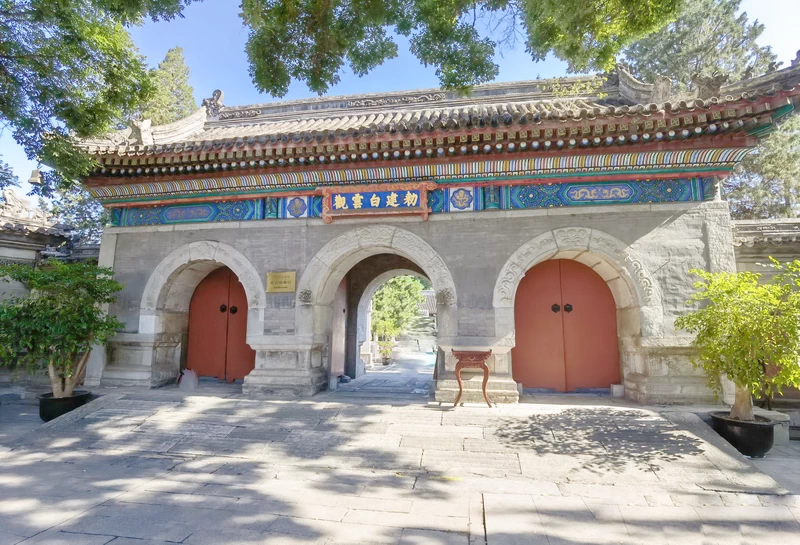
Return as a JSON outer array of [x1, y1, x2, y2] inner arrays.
[[39, 391, 92, 422], [710, 411, 777, 458]]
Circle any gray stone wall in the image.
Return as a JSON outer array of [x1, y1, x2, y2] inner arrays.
[[99, 200, 735, 404]]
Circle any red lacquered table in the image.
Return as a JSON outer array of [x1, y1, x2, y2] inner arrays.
[[451, 349, 493, 407]]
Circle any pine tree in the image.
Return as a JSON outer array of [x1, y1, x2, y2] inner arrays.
[[140, 47, 196, 125], [621, 0, 800, 219], [622, 0, 776, 91], [725, 116, 800, 218]]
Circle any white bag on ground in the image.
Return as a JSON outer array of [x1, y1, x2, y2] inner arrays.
[[178, 369, 198, 391]]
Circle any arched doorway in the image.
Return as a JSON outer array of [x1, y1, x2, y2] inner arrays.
[[512, 259, 619, 392], [186, 267, 255, 381]]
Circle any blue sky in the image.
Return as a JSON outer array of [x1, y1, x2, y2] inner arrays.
[[2, 0, 799, 194]]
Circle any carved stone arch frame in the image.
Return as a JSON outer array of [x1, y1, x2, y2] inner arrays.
[[139, 240, 266, 339], [492, 227, 664, 388], [295, 226, 457, 361]]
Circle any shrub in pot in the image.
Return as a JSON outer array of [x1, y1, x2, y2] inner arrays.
[[0, 260, 123, 421], [675, 261, 800, 457], [378, 340, 395, 365]]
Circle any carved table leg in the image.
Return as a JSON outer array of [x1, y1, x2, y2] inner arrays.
[[481, 363, 491, 408], [453, 362, 464, 407]]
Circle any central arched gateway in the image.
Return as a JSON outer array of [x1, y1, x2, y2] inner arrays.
[[512, 259, 619, 392]]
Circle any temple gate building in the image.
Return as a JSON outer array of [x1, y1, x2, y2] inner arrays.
[[77, 63, 800, 404]]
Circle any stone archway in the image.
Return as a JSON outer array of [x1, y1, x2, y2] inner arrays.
[[355, 268, 428, 375], [294, 226, 457, 382], [492, 227, 664, 396], [136, 240, 266, 384]]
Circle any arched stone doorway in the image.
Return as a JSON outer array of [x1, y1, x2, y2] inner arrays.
[[513, 259, 619, 392], [125, 241, 265, 386], [281, 226, 456, 395], [493, 227, 664, 399]]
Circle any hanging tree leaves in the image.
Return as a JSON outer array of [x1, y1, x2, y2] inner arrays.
[[0, 0, 194, 196], [240, 0, 682, 96]]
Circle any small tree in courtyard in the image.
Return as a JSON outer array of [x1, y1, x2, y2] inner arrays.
[[675, 261, 800, 421], [0, 260, 123, 398], [371, 276, 424, 360]]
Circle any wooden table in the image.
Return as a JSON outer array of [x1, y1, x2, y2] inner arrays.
[[451, 349, 492, 407]]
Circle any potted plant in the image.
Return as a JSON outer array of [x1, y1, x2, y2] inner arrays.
[[378, 340, 395, 365], [675, 261, 800, 457], [0, 260, 123, 421]]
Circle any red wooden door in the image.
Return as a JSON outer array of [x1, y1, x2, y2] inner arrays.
[[512, 260, 619, 392], [186, 267, 255, 382], [560, 260, 620, 390], [186, 268, 230, 380], [511, 260, 566, 391], [225, 274, 256, 381]]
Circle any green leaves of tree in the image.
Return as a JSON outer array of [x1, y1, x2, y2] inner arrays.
[[370, 276, 424, 340], [0, 260, 124, 397], [139, 46, 197, 125], [0, 0, 195, 196], [675, 263, 800, 419], [241, 0, 681, 96], [622, 0, 776, 89]]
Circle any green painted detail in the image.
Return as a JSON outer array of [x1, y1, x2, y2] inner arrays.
[[97, 166, 733, 205]]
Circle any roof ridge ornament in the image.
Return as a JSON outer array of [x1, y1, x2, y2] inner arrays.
[[692, 72, 729, 99], [203, 90, 224, 118], [792, 51, 800, 67]]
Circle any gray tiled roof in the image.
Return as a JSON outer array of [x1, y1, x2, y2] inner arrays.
[[79, 64, 800, 155]]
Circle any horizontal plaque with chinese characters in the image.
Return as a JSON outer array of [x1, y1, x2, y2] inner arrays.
[[320, 182, 437, 224], [266, 271, 296, 293]]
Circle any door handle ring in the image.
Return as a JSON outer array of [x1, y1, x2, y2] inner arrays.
[[230, 306, 238, 314], [564, 304, 573, 313], [551, 304, 560, 313], [219, 304, 227, 313]]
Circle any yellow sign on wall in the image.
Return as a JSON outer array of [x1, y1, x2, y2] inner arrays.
[[266, 271, 296, 293]]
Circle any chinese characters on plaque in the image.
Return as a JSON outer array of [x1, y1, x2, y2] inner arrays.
[[320, 182, 437, 224], [332, 190, 420, 211]]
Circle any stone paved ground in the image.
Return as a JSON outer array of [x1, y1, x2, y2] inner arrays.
[[2, 381, 800, 545]]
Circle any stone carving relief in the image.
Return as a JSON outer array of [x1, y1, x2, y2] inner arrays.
[[220, 109, 262, 120], [436, 288, 455, 306], [621, 252, 656, 305], [346, 93, 446, 108], [298, 289, 313, 304], [553, 227, 590, 249], [495, 233, 557, 305], [0, 188, 55, 226]]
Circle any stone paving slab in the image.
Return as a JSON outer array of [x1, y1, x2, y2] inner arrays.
[[2, 388, 799, 544]]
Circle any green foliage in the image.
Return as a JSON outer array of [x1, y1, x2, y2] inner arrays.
[[0, 260, 124, 397], [0, 0, 194, 197], [48, 186, 110, 243], [622, 0, 776, 90], [675, 262, 800, 420], [371, 276, 424, 340], [139, 46, 197, 125], [0, 155, 19, 189], [725, 115, 800, 219], [240, 0, 681, 96]]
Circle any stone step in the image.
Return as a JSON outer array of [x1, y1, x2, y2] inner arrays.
[[101, 364, 151, 387]]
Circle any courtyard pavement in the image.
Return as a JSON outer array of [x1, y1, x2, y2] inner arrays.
[[2, 362, 800, 544]]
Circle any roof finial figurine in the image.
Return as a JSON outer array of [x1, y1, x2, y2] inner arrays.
[[792, 50, 800, 67], [767, 61, 779, 74], [743, 66, 754, 80], [692, 72, 728, 99], [203, 90, 225, 118]]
